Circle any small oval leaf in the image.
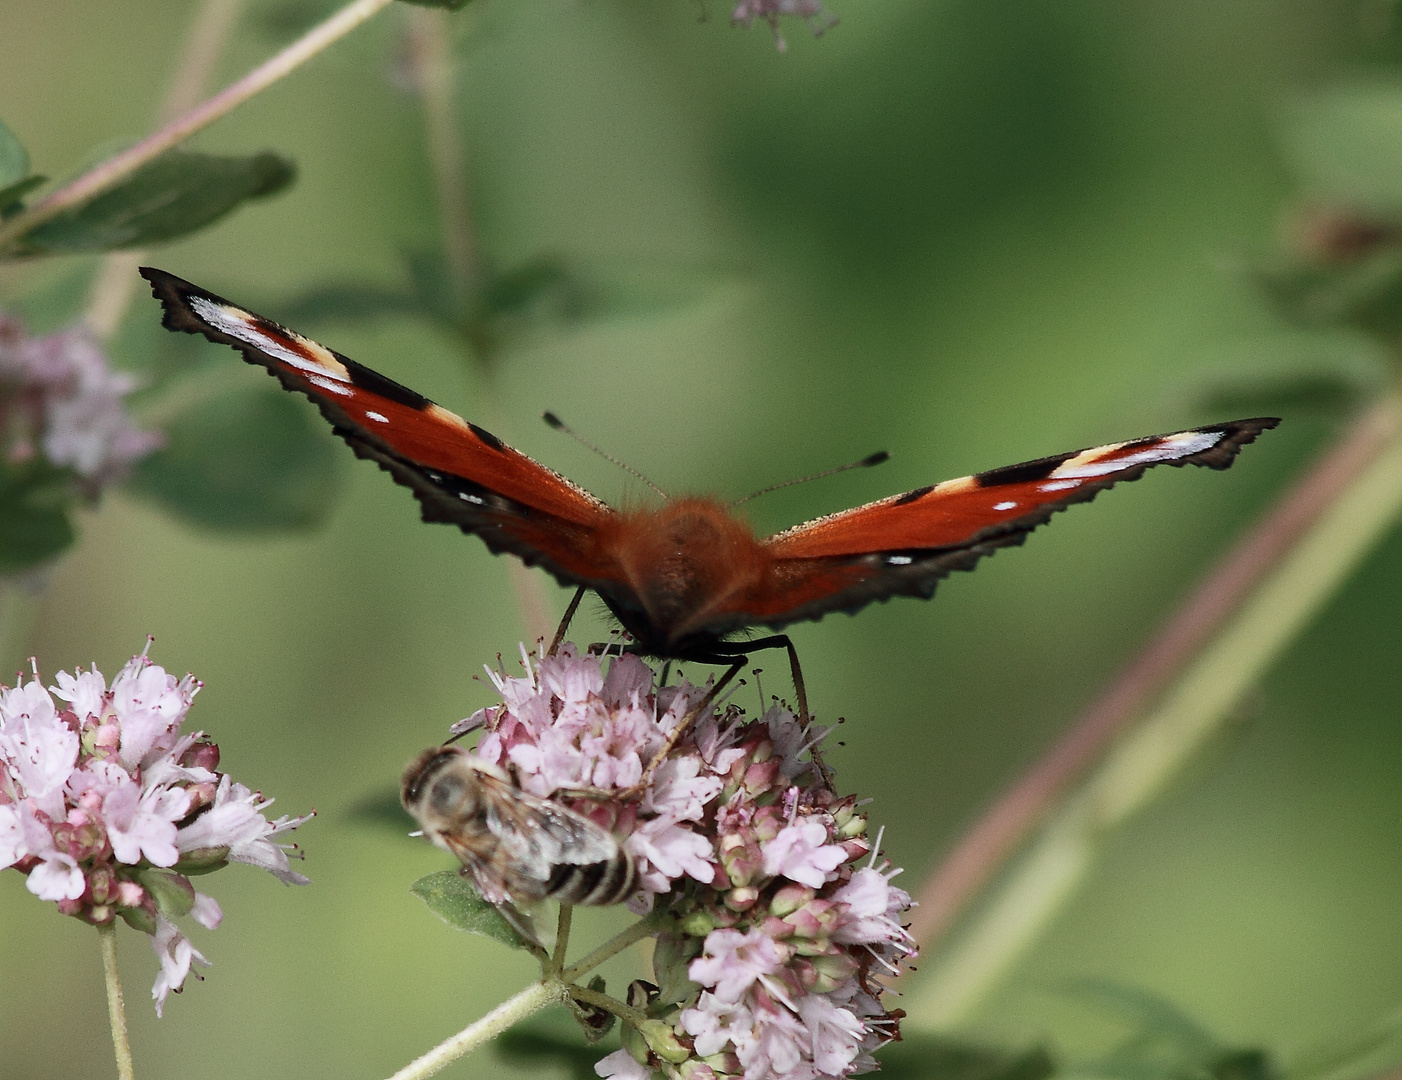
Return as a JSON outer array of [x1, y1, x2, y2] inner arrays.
[[12, 150, 295, 256], [409, 869, 529, 949]]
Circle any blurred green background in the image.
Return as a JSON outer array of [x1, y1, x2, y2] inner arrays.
[[2, 0, 1400, 1077]]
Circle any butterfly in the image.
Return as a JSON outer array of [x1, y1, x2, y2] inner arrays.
[[141, 267, 1278, 665]]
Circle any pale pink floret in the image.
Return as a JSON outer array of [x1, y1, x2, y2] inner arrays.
[[681, 992, 756, 1057], [177, 775, 313, 885], [627, 817, 717, 893], [0, 319, 161, 487], [150, 913, 210, 1017], [594, 1048, 653, 1080], [689, 927, 787, 1004], [762, 820, 848, 888], [797, 993, 867, 1076], [831, 866, 913, 947], [103, 777, 190, 867]]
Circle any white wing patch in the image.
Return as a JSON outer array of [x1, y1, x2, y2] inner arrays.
[[189, 295, 352, 383], [1051, 430, 1223, 480]]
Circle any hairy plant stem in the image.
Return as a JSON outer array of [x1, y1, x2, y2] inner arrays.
[[550, 903, 574, 976], [907, 394, 1402, 954], [0, 0, 394, 254], [386, 979, 561, 1080], [86, 0, 246, 340], [98, 922, 134, 1080], [907, 390, 1402, 1027], [388, 912, 664, 1080]]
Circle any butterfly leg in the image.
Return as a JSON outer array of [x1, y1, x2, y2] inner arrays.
[[704, 635, 834, 787], [548, 586, 588, 657]]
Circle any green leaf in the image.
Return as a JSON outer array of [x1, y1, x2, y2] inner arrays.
[[0, 462, 77, 573], [1254, 249, 1402, 337], [0, 175, 47, 218], [125, 384, 342, 533], [497, 1018, 620, 1080], [10, 150, 295, 256], [876, 1034, 1056, 1080], [0, 117, 29, 189], [409, 870, 528, 949]]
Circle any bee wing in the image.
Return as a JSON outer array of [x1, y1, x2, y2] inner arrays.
[[477, 774, 619, 899]]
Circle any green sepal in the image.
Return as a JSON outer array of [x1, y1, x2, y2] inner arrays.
[[137, 868, 196, 918]]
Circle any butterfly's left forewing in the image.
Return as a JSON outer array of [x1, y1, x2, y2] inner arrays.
[[140, 268, 622, 590], [742, 418, 1280, 629]]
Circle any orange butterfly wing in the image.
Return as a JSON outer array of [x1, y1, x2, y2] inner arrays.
[[140, 268, 620, 590], [730, 419, 1279, 630]]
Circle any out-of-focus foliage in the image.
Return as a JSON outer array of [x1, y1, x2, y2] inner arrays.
[[3, 150, 295, 258], [126, 384, 343, 533]]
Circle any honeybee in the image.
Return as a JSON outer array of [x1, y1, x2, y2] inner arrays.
[[400, 746, 638, 908]]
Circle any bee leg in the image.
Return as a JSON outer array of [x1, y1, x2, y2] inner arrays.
[[496, 900, 546, 952]]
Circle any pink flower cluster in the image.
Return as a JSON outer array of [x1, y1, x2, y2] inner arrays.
[[0, 642, 312, 1014], [730, 0, 838, 51], [0, 314, 161, 489], [458, 644, 915, 1080]]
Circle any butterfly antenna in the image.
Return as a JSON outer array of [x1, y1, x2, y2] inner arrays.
[[543, 412, 668, 499], [733, 450, 889, 506]]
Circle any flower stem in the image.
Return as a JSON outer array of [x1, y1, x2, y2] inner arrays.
[[906, 393, 1402, 953], [569, 984, 650, 1027], [406, 6, 481, 306], [403, 7, 556, 645], [98, 922, 135, 1080], [562, 912, 668, 984], [0, 0, 394, 254], [907, 390, 1402, 1027], [385, 979, 560, 1080], [550, 904, 574, 976], [85, 0, 247, 340]]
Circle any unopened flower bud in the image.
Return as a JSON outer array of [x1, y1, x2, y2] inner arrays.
[[743, 758, 781, 794], [636, 1019, 692, 1064], [769, 882, 813, 917], [724, 886, 759, 912], [88, 865, 117, 904], [182, 740, 220, 772], [679, 908, 718, 937], [806, 952, 859, 993]]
